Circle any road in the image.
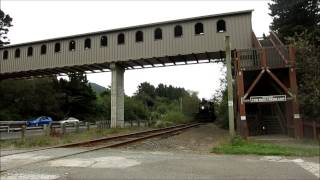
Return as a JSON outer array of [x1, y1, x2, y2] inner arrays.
[[1, 148, 319, 180]]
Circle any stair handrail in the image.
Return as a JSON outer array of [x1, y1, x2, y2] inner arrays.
[[275, 103, 286, 133], [270, 31, 285, 46], [252, 31, 262, 48], [269, 31, 289, 64]]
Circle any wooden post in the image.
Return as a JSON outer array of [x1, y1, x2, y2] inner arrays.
[[312, 121, 317, 140], [49, 124, 54, 136], [236, 50, 248, 138], [62, 123, 66, 135], [86, 122, 90, 131], [225, 36, 235, 137], [21, 125, 26, 141], [43, 124, 47, 135], [43, 124, 50, 136], [75, 122, 79, 133], [288, 46, 303, 139], [261, 48, 267, 67]]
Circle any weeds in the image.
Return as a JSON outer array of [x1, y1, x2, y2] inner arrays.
[[0, 127, 145, 149], [212, 136, 320, 156]]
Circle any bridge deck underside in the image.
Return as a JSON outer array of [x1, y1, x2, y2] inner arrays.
[[0, 51, 226, 79]]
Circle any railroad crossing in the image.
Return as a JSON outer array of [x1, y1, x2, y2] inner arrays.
[[0, 10, 307, 138]]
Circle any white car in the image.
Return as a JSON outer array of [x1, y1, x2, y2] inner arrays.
[[60, 117, 80, 125]]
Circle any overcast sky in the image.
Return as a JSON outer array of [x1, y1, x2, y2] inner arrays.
[[1, 0, 272, 99]]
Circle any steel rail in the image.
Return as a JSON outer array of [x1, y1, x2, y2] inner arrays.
[[0, 123, 196, 157], [0, 123, 200, 173]]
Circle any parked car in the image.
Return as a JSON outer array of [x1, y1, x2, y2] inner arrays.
[[59, 117, 80, 125], [26, 116, 53, 127]]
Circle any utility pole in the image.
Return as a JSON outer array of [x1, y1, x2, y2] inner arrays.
[[225, 36, 235, 137]]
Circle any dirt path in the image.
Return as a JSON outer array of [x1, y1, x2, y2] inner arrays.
[[120, 123, 228, 154]]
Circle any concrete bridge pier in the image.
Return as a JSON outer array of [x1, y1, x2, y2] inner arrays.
[[110, 63, 125, 128]]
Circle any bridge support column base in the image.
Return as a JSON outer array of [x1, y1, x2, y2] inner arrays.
[[110, 63, 125, 128]]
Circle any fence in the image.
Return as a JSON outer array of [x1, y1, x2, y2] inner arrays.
[[0, 119, 152, 140], [0, 121, 93, 140], [125, 119, 151, 127], [302, 120, 320, 140]]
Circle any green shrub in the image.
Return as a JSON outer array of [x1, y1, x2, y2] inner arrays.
[[230, 136, 247, 146], [161, 111, 188, 124], [154, 120, 174, 128]]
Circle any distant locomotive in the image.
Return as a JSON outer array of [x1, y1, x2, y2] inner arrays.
[[196, 99, 216, 122]]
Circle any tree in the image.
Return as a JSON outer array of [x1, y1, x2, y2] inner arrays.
[[0, 10, 13, 46], [135, 82, 156, 108], [124, 96, 148, 121], [0, 77, 64, 121], [181, 91, 200, 118], [212, 74, 229, 129], [287, 33, 320, 119], [269, 0, 320, 43], [57, 73, 97, 120], [269, 0, 320, 119], [135, 82, 156, 98]]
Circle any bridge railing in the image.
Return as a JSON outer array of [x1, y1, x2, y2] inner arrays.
[[237, 46, 290, 70], [237, 48, 262, 70]]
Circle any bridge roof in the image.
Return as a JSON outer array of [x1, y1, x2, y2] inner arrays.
[[1, 9, 253, 49]]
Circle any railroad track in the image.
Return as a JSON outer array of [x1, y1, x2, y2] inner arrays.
[[0, 123, 200, 173]]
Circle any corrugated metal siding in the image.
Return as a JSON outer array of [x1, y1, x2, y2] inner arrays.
[[0, 13, 252, 73]]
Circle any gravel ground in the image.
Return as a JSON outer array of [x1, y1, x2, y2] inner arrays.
[[120, 123, 229, 154]]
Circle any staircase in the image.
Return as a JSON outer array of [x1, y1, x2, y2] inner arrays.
[[262, 116, 283, 134], [259, 39, 273, 47]]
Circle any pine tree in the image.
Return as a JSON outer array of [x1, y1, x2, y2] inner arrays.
[[0, 10, 13, 46], [269, 0, 319, 42]]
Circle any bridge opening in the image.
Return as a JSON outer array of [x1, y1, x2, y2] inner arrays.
[[216, 20, 226, 33], [40, 45, 46, 54], [243, 69, 289, 136], [194, 23, 204, 35]]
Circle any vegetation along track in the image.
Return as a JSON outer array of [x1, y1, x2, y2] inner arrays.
[[0, 123, 201, 173]]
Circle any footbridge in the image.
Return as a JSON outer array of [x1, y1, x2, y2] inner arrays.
[[0, 10, 305, 138]]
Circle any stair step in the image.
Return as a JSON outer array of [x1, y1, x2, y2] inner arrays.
[[259, 39, 273, 47]]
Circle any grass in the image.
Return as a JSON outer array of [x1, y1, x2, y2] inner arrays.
[[0, 127, 148, 149], [212, 136, 320, 156]]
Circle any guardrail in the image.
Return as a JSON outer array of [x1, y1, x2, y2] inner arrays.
[[0, 119, 152, 140], [0, 121, 91, 132], [0, 121, 93, 140]]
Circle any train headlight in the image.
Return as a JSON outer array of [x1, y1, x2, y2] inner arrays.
[[201, 106, 205, 110]]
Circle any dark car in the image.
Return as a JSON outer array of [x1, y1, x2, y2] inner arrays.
[[26, 116, 53, 127]]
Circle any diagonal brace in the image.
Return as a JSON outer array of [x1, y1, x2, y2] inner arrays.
[[266, 68, 293, 97], [243, 69, 265, 100]]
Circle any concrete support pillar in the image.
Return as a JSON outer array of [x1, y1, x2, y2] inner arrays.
[[110, 63, 125, 128]]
